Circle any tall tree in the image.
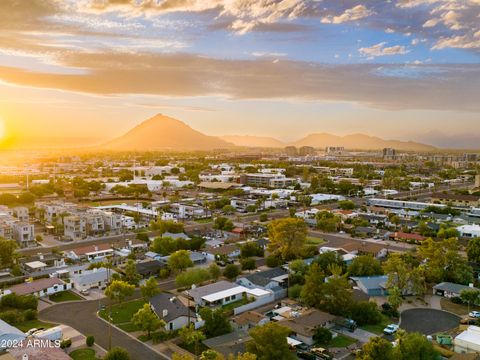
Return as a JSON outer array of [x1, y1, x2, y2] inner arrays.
[[394, 331, 438, 360], [132, 303, 165, 337], [0, 238, 17, 268], [168, 250, 193, 272], [199, 308, 232, 338], [357, 337, 396, 360], [179, 325, 206, 356], [267, 218, 307, 260], [460, 288, 480, 314], [246, 322, 295, 360], [124, 259, 140, 286], [140, 277, 160, 300], [467, 238, 480, 263], [348, 255, 383, 277], [105, 280, 135, 305]]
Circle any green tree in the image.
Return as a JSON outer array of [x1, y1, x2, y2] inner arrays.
[[338, 200, 355, 210], [151, 236, 177, 255], [124, 259, 140, 286], [312, 327, 332, 345], [321, 274, 353, 315], [241, 258, 256, 271], [176, 268, 211, 288], [199, 308, 232, 338], [240, 242, 264, 258], [104, 347, 130, 360], [246, 322, 295, 360], [140, 277, 160, 300], [200, 350, 224, 360], [314, 251, 346, 275], [316, 211, 341, 232], [132, 303, 165, 337], [179, 325, 206, 356], [467, 238, 480, 262], [209, 263, 221, 280], [350, 301, 382, 326], [168, 250, 193, 272], [348, 256, 383, 277], [394, 331, 438, 360], [222, 205, 236, 214], [357, 337, 396, 360], [460, 288, 480, 314], [387, 286, 403, 312], [223, 264, 240, 280], [105, 280, 135, 305], [301, 263, 325, 309], [0, 238, 17, 268], [213, 217, 234, 231], [267, 218, 307, 260]]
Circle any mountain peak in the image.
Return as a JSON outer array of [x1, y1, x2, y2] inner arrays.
[[103, 114, 233, 151]]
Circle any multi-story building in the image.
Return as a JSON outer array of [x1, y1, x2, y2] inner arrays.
[[298, 146, 315, 156], [325, 146, 345, 155], [285, 146, 298, 156], [431, 193, 480, 208], [63, 215, 87, 241], [239, 173, 296, 188], [12, 222, 35, 247], [12, 207, 29, 222], [169, 203, 208, 219]]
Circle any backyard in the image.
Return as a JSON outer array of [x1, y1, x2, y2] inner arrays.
[[16, 319, 56, 333]]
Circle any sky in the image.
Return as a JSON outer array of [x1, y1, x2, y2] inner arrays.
[[0, 0, 479, 148]]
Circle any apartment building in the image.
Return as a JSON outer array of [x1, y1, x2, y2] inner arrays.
[[12, 222, 35, 247], [431, 193, 480, 208], [239, 173, 296, 188], [63, 215, 87, 241], [169, 203, 208, 219]]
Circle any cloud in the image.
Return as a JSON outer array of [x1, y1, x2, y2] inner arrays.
[[359, 42, 410, 58], [321, 5, 374, 24], [0, 51, 478, 112]]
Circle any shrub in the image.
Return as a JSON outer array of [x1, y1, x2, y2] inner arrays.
[[351, 301, 382, 326], [313, 327, 333, 345], [223, 264, 240, 280], [451, 296, 463, 304], [240, 258, 256, 271], [266, 255, 282, 268], [86, 335, 95, 347], [24, 309, 37, 321], [60, 339, 72, 349], [288, 284, 302, 299], [0, 309, 23, 324]]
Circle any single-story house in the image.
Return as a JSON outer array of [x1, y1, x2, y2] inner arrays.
[[454, 325, 480, 354], [7, 278, 70, 297], [0, 320, 25, 349], [457, 225, 480, 238], [145, 251, 163, 261], [190, 251, 208, 265], [205, 244, 241, 260], [65, 244, 114, 262], [389, 232, 426, 243], [185, 281, 239, 306], [163, 232, 191, 241], [236, 267, 288, 300], [203, 330, 251, 359], [231, 311, 269, 332], [150, 293, 193, 331], [280, 309, 336, 346], [71, 267, 113, 291], [351, 276, 389, 297], [136, 260, 166, 277], [433, 282, 478, 298]]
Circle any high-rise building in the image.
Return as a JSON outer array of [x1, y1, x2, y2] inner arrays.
[[285, 146, 298, 156], [325, 146, 344, 155], [299, 146, 315, 156]]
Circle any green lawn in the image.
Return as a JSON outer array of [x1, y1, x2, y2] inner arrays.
[[361, 314, 392, 335], [50, 291, 83, 303], [221, 299, 249, 312], [69, 348, 99, 360], [194, 218, 213, 223], [329, 334, 357, 348], [99, 299, 146, 332], [16, 319, 56, 333], [306, 236, 325, 245]]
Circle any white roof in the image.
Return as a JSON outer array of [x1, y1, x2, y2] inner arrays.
[[287, 337, 302, 346], [202, 286, 249, 303], [455, 326, 480, 345], [246, 288, 270, 297], [457, 224, 480, 232], [25, 261, 47, 269]]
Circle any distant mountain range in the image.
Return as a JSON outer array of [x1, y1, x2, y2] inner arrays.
[[103, 113, 437, 151], [103, 114, 234, 151]]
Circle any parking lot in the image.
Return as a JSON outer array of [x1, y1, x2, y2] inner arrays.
[[400, 308, 460, 335]]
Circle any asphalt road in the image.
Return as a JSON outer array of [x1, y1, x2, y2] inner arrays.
[[39, 278, 176, 360], [400, 308, 460, 335]]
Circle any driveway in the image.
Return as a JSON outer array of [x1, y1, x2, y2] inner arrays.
[[400, 308, 460, 335], [334, 327, 377, 343]]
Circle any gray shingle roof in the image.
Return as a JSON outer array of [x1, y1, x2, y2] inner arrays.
[[150, 293, 190, 323]]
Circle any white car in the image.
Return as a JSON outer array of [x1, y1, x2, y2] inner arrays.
[[469, 311, 480, 318], [383, 324, 399, 335]]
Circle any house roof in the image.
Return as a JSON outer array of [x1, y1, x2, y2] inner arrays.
[[351, 276, 389, 291], [390, 232, 425, 241], [186, 280, 237, 300], [136, 260, 165, 275], [432, 193, 480, 202], [232, 311, 267, 326], [150, 293, 190, 323], [205, 244, 239, 256], [433, 282, 477, 294], [203, 330, 251, 359], [69, 243, 112, 256], [9, 278, 64, 296], [282, 309, 336, 337]]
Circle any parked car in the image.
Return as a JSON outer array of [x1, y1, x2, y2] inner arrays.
[[469, 311, 480, 318], [383, 324, 400, 335], [310, 347, 332, 360], [80, 289, 90, 296], [297, 351, 317, 360]]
